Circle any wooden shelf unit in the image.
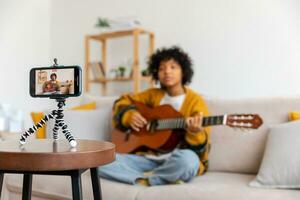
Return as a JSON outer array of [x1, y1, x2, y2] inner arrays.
[[85, 28, 155, 95]]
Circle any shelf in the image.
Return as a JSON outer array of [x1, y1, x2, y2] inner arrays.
[[91, 77, 132, 83], [90, 76, 152, 83], [85, 27, 155, 95], [88, 28, 154, 41], [141, 76, 152, 81]]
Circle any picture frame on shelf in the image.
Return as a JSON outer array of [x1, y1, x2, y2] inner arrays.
[[37, 70, 47, 84]]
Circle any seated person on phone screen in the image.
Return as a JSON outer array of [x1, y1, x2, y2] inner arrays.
[[42, 73, 60, 94]]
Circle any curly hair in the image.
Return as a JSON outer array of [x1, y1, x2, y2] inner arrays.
[[148, 46, 193, 85], [50, 73, 57, 79]]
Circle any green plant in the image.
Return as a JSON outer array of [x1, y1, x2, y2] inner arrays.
[[141, 68, 150, 76], [95, 18, 110, 28], [118, 66, 126, 77]]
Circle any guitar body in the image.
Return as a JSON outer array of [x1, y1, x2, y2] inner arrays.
[[112, 102, 184, 153]]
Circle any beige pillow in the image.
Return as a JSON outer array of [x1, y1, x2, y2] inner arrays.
[[249, 121, 300, 188]]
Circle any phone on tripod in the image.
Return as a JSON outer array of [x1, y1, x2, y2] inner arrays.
[[29, 66, 82, 98]]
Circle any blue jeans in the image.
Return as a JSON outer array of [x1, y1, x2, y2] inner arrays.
[[98, 149, 199, 186]]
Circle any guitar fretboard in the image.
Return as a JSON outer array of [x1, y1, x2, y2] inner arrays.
[[154, 115, 225, 131]]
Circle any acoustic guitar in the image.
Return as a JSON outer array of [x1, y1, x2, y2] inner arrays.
[[112, 101, 263, 153]]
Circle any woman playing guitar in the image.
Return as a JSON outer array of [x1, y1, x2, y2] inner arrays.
[[98, 46, 211, 186]]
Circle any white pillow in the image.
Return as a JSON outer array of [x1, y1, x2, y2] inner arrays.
[[46, 108, 112, 141], [249, 121, 300, 189]]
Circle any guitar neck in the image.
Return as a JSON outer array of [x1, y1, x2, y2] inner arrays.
[[154, 115, 226, 131], [202, 115, 226, 126]]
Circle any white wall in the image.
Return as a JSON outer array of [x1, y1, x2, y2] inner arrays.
[[0, 0, 300, 129], [0, 0, 52, 128], [50, 0, 300, 98]]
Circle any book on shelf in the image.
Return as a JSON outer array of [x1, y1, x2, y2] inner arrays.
[[89, 62, 105, 79], [98, 62, 106, 77]]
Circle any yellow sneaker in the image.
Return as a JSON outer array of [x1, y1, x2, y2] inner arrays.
[[136, 178, 150, 186], [173, 179, 185, 184]]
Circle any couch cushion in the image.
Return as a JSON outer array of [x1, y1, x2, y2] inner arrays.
[[0, 131, 20, 140], [205, 96, 300, 174], [135, 172, 300, 200], [31, 102, 98, 139], [81, 94, 118, 108], [46, 108, 112, 141], [6, 172, 300, 200]]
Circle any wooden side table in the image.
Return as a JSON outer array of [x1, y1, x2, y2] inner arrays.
[[0, 139, 115, 200]]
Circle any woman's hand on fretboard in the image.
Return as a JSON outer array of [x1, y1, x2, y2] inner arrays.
[[185, 112, 204, 133]]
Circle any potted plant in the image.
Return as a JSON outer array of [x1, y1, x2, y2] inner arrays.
[[95, 18, 110, 32], [118, 66, 126, 77], [141, 68, 150, 76]]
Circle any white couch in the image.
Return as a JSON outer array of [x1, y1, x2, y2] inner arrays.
[[1, 95, 300, 200]]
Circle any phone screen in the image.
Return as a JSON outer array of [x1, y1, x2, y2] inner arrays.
[[30, 66, 81, 97]]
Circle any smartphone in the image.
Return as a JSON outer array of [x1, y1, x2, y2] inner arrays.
[[30, 66, 82, 98]]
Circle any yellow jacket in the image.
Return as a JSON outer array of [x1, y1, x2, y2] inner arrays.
[[113, 87, 210, 175]]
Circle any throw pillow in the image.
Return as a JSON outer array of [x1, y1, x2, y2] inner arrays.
[[31, 102, 96, 139], [71, 102, 96, 110], [288, 111, 300, 121], [249, 121, 300, 189]]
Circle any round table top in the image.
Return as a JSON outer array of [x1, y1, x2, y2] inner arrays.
[[0, 139, 115, 171]]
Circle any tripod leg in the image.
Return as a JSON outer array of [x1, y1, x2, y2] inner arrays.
[[52, 100, 65, 141], [54, 98, 77, 147], [52, 118, 61, 140], [20, 113, 54, 145], [60, 121, 77, 147]]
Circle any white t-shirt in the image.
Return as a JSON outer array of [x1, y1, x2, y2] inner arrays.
[[159, 93, 186, 111], [145, 92, 186, 161]]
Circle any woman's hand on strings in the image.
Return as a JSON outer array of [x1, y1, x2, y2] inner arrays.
[[129, 111, 147, 132]]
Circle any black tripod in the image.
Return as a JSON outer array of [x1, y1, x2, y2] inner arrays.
[[20, 98, 77, 147]]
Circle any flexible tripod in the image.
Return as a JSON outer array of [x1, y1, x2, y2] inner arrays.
[[20, 98, 77, 147]]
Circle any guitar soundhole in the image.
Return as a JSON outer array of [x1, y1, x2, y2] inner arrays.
[[159, 130, 184, 152]]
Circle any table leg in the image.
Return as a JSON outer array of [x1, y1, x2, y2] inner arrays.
[[90, 167, 102, 200], [22, 173, 32, 200], [71, 170, 83, 200], [0, 173, 4, 199]]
